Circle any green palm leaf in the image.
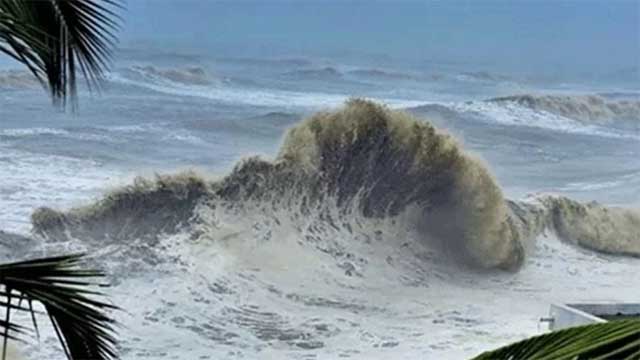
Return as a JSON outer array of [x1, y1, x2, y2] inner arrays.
[[472, 319, 640, 360], [0, 253, 118, 360], [0, 0, 122, 108]]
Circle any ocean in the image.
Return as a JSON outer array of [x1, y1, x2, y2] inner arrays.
[[0, 45, 639, 359]]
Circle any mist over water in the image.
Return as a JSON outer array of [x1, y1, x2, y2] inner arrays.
[[0, 1, 639, 359]]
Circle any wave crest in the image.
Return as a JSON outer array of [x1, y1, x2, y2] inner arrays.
[[539, 196, 640, 256], [126, 65, 214, 86], [275, 99, 522, 269], [508, 195, 640, 258], [30, 100, 640, 273], [490, 94, 640, 124], [32, 100, 525, 270], [32, 173, 209, 243]]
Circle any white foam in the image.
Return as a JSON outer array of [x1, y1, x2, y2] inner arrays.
[[0, 127, 120, 143], [490, 94, 640, 123], [552, 170, 640, 196], [162, 130, 208, 145], [58, 214, 640, 359], [107, 72, 426, 109], [0, 127, 69, 137], [101, 123, 162, 133], [451, 101, 640, 140], [0, 146, 121, 234]]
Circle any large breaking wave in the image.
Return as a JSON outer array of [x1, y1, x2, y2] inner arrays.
[[31, 100, 640, 273]]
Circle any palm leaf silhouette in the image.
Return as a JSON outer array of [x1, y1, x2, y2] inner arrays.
[[472, 319, 640, 360], [0, 253, 118, 360], [0, 0, 122, 108]]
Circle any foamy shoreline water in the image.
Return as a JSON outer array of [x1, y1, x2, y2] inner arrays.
[[1, 100, 636, 359], [1, 46, 639, 359]]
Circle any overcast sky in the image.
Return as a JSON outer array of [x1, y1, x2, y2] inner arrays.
[[111, 1, 640, 75]]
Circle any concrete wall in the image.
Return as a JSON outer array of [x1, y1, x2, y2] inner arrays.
[[548, 303, 640, 330], [549, 303, 606, 330]]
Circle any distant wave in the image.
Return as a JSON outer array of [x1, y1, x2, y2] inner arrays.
[[247, 111, 301, 129], [282, 67, 343, 80], [0, 127, 68, 137], [117, 48, 205, 63], [441, 99, 640, 140], [280, 67, 434, 82], [282, 66, 428, 83], [184, 111, 301, 137], [0, 70, 40, 89], [32, 100, 639, 276], [0, 127, 117, 143], [457, 71, 511, 82], [251, 111, 299, 122], [182, 113, 299, 136], [124, 65, 215, 86], [108, 71, 424, 109], [347, 68, 419, 81], [217, 56, 312, 67], [489, 94, 640, 124]]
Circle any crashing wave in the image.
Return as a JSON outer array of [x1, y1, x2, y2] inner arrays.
[[32, 100, 524, 270], [32, 173, 209, 243], [511, 195, 640, 257], [489, 94, 640, 124], [31, 100, 640, 273]]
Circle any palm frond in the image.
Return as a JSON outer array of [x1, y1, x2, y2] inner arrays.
[[0, 253, 118, 360], [0, 0, 122, 108], [472, 319, 640, 360]]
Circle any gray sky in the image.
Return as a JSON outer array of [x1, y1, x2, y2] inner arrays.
[[119, 1, 639, 75]]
